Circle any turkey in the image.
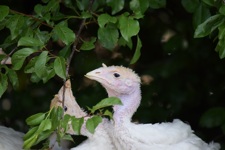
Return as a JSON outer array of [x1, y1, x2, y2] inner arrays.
[[85, 64, 221, 150], [0, 126, 24, 150], [0, 80, 81, 150], [51, 80, 115, 150]]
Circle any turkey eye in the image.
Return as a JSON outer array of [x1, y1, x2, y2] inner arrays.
[[64, 106, 68, 112], [113, 73, 120, 78]]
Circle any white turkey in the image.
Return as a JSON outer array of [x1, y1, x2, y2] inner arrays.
[[51, 80, 115, 150], [0, 126, 24, 150], [85, 64, 221, 150]]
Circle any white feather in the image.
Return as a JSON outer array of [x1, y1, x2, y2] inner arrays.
[[85, 65, 221, 150]]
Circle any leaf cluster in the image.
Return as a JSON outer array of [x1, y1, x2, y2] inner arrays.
[[0, 0, 166, 98], [182, 0, 225, 59], [24, 97, 121, 149]]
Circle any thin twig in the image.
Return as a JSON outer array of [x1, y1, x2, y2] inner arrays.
[[62, 0, 95, 115], [10, 9, 53, 29], [1, 47, 17, 65], [66, 0, 95, 77]]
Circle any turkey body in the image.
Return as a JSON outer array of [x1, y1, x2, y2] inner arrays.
[[71, 119, 115, 150], [0, 126, 24, 150], [85, 64, 221, 150], [111, 119, 220, 150]]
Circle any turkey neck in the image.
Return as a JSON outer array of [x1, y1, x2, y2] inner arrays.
[[107, 87, 141, 124]]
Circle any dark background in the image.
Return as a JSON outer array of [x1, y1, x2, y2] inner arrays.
[[0, 0, 225, 149]]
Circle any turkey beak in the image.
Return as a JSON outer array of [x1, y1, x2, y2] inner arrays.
[[85, 70, 101, 81]]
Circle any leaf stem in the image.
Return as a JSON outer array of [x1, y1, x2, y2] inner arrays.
[[9, 9, 53, 29]]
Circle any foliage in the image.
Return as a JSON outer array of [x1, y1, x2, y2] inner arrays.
[[0, 0, 153, 97], [0, 1, 149, 147], [182, 0, 225, 59], [0, 0, 225, 149], [24, 96, 120, 149]]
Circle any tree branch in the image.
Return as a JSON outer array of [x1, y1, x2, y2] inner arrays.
[[62, 0, 95, 116], [10, 9, 54, 29]]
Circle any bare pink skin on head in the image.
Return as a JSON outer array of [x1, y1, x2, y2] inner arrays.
[[85, 64, 142, 123]]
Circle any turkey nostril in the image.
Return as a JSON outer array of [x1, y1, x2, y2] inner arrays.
[[95, 72, 100, 74]]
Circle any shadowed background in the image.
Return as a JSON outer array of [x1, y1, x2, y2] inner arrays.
[[0, 0, 225, 149]]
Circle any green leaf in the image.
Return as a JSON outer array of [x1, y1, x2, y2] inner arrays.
[[193, 3, 211, 28], [24, 57, 38, 73], [26, 113, 46, 126], [46, 0, 60, 12], [217, 44, 225, 59], [202, 0, 220, 7], [71, 117, 84, 135], [91, 97, 122, 113], [7, 69, 19, 89], [58, 45, 71, 58], [0, 74, 8, 98], [62, 134, 74, 142], [103, 110, 113, 119], [0, 54, 6, 62], [217, 47, 225, 58], [107, 0, 124, 15], [86, 116, 102, 134], [181, 0, 199, 13], [34, 51, 48, 79], [130, 36, 142, 64], [81, 11, 92, 18], [54, 56, 66, 80], [118, 37, 133, 49], [0, 5, 9, 21], [6, 15, 25, 40], [98, 24, 119, 50], [130, 0, 149, 15], [218, 21, 225, 40], [34, 4, 45, 17], [23, 134, 38, 149], [76, 0, 89, 11], [34, 29, 50, 44], [194, 14, 223, 38], [37, 119, 52, 133], [149, 0, 166, 9], [219, 5, 225, 15], [35, 130, 53, 146], [98, 13, 117, 28], [61, 114, 71, 131], [11, 48, 36, 70], [50, 107, 63, 130], [18, 37, 44, 47], [119, 15, 140, 41], [53, 22, 76, 45], [215, 22, 225, 58], [30, 72, 41, 83], [23, 126, 38, 140], [43, 64, 55, 83], [200, 107, 225, 128], [80, 37, 96, 50]]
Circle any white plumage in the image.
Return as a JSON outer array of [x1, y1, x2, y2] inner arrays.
[[0, 126, 24, 150], [71, 119, 115, 150], [84, 64, 220, 150], [0, 64, 220, 150]]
